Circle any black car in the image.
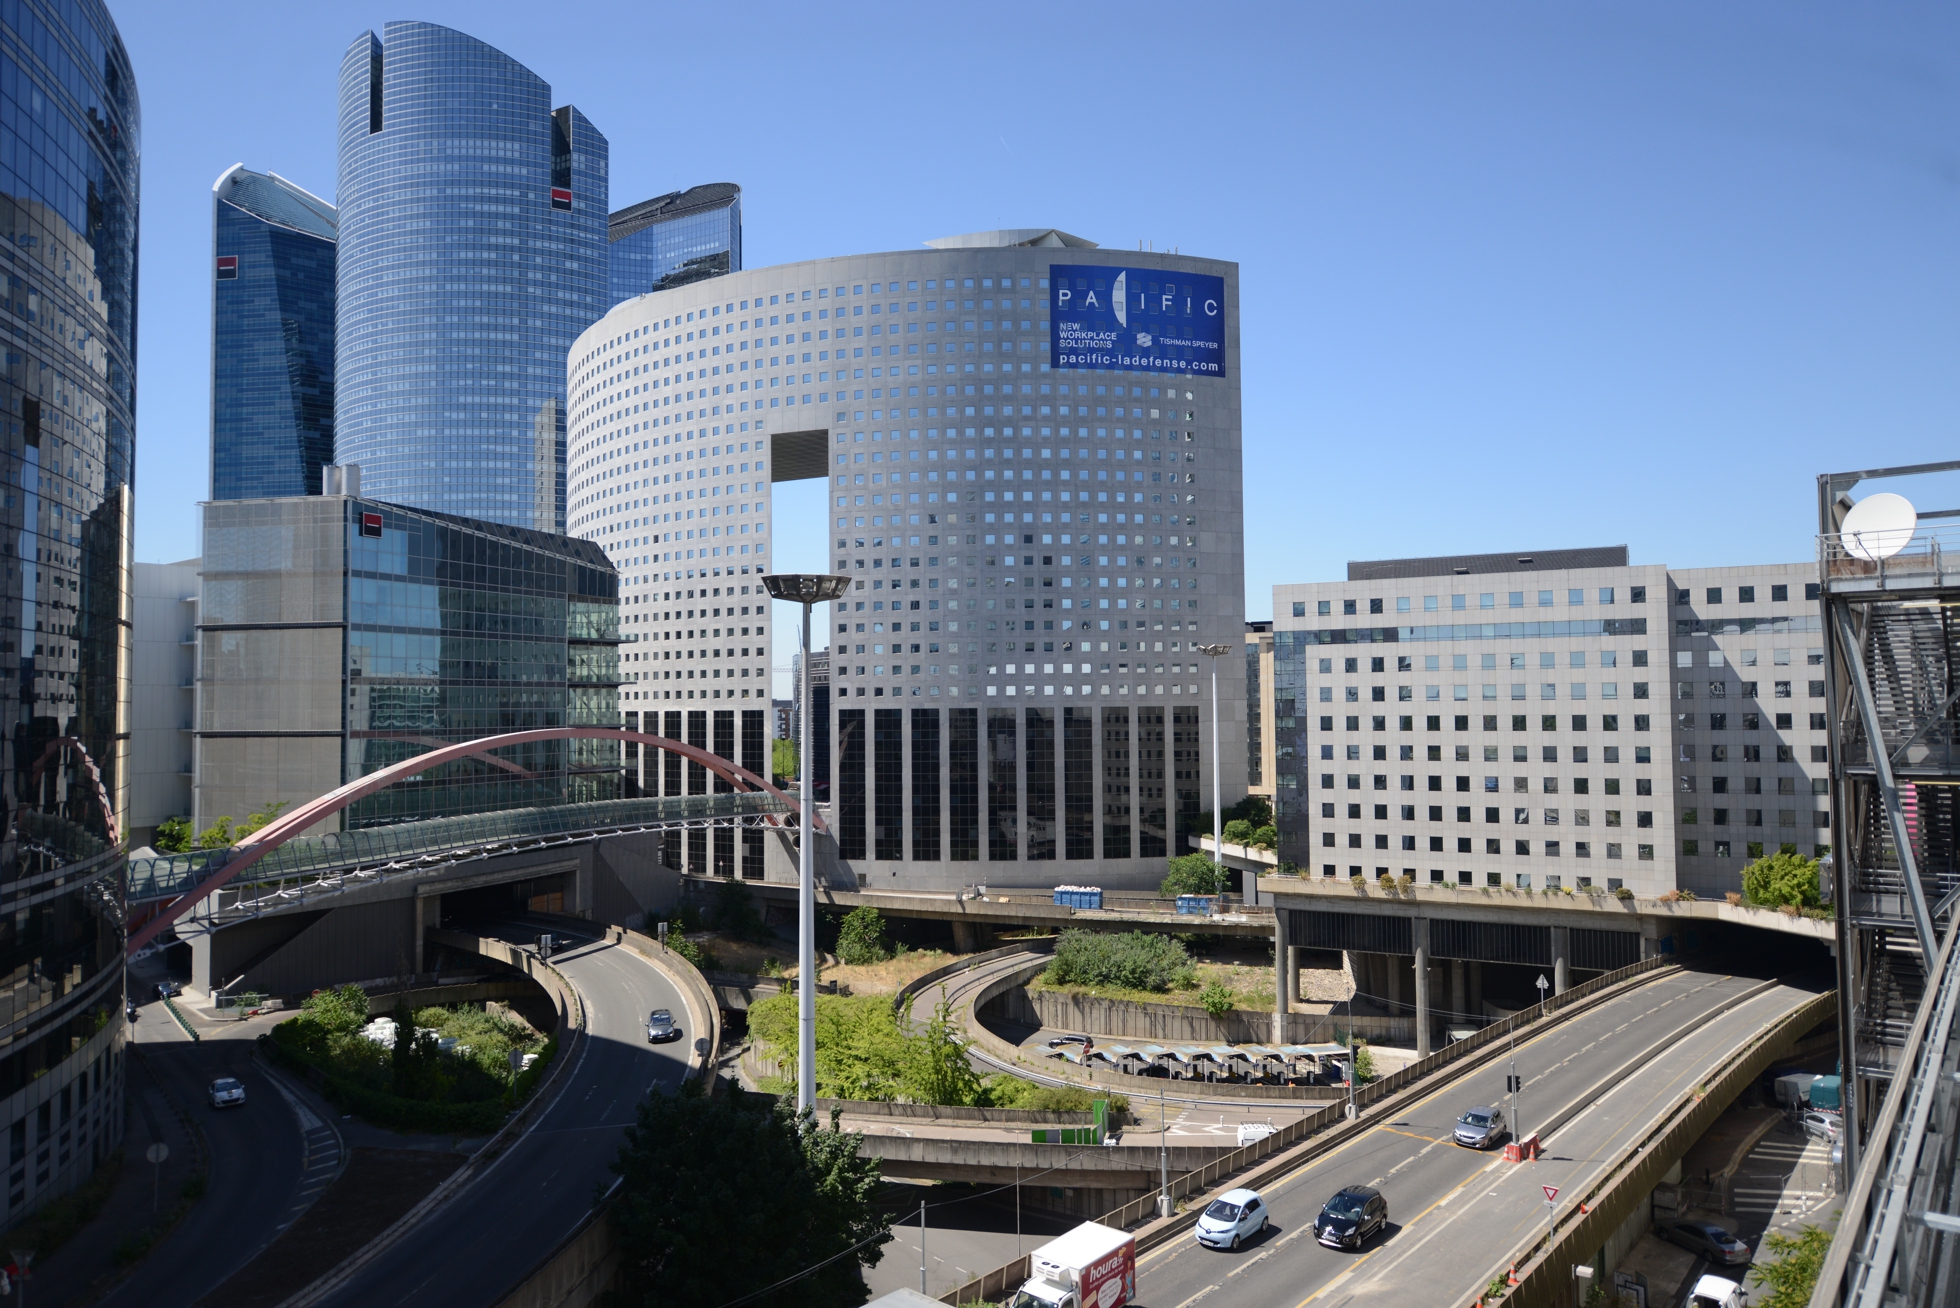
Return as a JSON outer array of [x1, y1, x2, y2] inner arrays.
[[1656, 1218, 1751, 1266], [1314, 1184, 1387, 1250], [155, 979, 182, 1001]]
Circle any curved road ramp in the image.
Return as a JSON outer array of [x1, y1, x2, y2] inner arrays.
[[939, 955, 1831, 1305]]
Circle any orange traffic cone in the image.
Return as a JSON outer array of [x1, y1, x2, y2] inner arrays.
[[1507, 1262, 1520, 1286]]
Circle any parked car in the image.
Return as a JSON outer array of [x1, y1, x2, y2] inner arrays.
[[1314, 1185, 1388, 1250], [1046, 1033, 1093, 1050], [1454, 1105, 1507, 1149], [1798, 1109, 1841, 1143], [1688, 1272, 1749, 1308], [155, 979, 182, 1000], [1657, 1218, 1751, 1266], [1194, 1187, 1268, 1251], [208, 1077, 246, 1109], [646, 1009, 679, 1043]]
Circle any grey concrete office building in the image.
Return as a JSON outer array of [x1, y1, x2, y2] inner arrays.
[[1269, 548, 1829, 899], [567, 229, 1246, 889]]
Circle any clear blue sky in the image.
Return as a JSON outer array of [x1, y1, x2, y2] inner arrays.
[[120, 1, 1960, 656]]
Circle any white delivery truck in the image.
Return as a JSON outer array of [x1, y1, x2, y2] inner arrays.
[[1006, 1221, 1136, 1308], [1774, 1072, 1820, 1110], [1688, 1272, 1749, 1308]]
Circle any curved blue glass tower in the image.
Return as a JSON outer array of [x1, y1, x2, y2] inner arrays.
[[0, 0, 139, 1218], [334, 22, 607, 533], [210, 165, 336, 500]]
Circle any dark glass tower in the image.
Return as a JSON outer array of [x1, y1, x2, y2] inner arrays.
[[607, 183, 741, 308], [0, 0, 139, 1218], [210, 165, 336, 500], [334, 22, 607, 534]]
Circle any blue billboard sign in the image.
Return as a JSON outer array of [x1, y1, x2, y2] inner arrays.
[[1049, 265, 1226, 378]]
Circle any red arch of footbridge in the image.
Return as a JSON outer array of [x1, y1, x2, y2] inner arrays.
[[125, 727, 817, 957]]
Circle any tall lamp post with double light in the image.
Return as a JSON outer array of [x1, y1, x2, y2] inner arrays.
[[1196, 643, 1232, 898], [762, 572, 852, 1116]]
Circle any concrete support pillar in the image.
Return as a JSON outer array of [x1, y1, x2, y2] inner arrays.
[[1412, 918, 1431, 1059], [1287, 945, 1302, 1003], [951, 920, 978, 954], [1640, 917, 1660, 960], [1273, 907, 1292, 1044], [414, 892, 430, 976], [1449, 957, 1466, 1028], [1468, 960, 1483, 1020], [1552, 925, 1571, 995]]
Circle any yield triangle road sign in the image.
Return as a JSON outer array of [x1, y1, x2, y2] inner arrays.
[[1542, 1185, 1559, 1202]]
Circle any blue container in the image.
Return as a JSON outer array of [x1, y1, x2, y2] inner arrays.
[[1176, 895, 1217, 915], [1052, 887, 1104, 910]]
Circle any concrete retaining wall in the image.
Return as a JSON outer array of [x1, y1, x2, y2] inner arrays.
[[994, 984, 1414, 1045]]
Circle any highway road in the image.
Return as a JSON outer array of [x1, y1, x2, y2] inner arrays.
[[100, 989, 333, 1308], [315, 919, 693, 1308], [1127, 967, 1826, 1308]]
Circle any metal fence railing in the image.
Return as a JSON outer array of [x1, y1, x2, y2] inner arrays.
[[938, 951, 1682, 1304], [129, 791, 789, 904]]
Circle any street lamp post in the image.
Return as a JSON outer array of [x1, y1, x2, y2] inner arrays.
[[762, 572, 852, 1116], [1196, 643, 1232, 898]]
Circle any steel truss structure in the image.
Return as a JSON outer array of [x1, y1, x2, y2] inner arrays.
[[1815, 460, 1960, 1308]]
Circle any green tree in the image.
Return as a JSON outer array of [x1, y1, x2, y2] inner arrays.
[[389, 999, 451, 1103], [152, 816, 192, 854], [899, 1001, 985, 1106], [609, 1085, 890, 1308], [298, 984, 370, 1038], [710, 876, 769, 941], [772, 736, 798, 784], [1222, 818, 1255, 845], [1248, 824, 1279, 851], [193, 815, 235, 851], [1161, 853, 1225, 898], [1742, 850, 1822, 909], [234, 798, 288, 840], [1748, 1223, 1832, 1308], [1197, 981, 1235, 1017], [834, 905, 890, 966]]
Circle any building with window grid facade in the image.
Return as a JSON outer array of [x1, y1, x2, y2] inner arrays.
[[0, 0, 140, 1227], [1269, 550, 1830, 898], [569, 230, 1245, 890], [607, 183, 740, 309], [333, 21, 607, 534], [209, 165, 336, 501], [195, 494, 622, 837]]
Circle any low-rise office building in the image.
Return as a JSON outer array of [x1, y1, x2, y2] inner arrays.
[[195, 487, 623, 835], [1269, 548, 1828, 898]]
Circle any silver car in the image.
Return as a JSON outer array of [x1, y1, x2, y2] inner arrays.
[[208, 1077, 246, 1109], [1454, 1105, 1506, 1149], [646, 1009, 679, 1043]]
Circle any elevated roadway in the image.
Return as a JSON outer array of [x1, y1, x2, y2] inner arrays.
[[302, 919, 694, 1308], [1123, 969, 1827, 1308]]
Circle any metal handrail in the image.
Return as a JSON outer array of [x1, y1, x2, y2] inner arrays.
[[129, 791, 789, 904]]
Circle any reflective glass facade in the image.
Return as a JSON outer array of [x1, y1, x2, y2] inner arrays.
[[607, 183, 740, 308], [210, 166, 335, 500], [334, 22, 607, 534], [198, 496, 622, 833], [0, 0, 138, 1222]]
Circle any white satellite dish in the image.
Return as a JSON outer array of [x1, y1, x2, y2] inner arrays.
[[1841, 492, 1918, 561]]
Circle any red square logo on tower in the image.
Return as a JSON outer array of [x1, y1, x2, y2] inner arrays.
[[550, 188, 572, 211], [215, 255, 238, 280], [360, 512, 384, 538]]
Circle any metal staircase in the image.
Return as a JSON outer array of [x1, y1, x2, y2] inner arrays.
[[1813, 459, 1960, 1308]]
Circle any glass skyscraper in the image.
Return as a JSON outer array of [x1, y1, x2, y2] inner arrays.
[[334, 21, 608, 535], [607, 183, 741, 308], [210, 165, 336, 500], [0, 0, 139, 1219]]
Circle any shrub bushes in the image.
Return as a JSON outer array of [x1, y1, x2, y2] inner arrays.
[[835, 905, 890, 966], [1742, 850, 1821, 909], [1161, 854, 1225, 898], [1046, 930, 1197, 993], [269, 987, 553, 1135]]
